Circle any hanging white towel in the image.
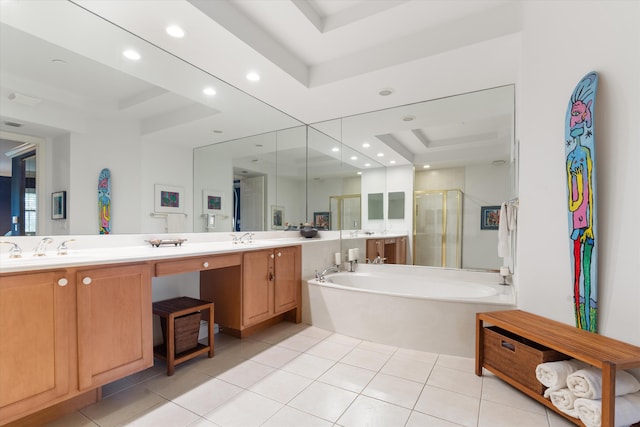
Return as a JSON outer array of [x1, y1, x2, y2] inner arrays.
[[498, 202, 510, 258], [166, 214, 186, 233]]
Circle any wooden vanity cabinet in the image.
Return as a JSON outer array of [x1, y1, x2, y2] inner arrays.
[[366, 237, 407, 264], [202, 245, 301, 337], [0, 271, 75, 424], [76, 263, 153, 390]]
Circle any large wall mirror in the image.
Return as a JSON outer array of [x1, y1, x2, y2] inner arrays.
[[0, 1, 302, 236], [311, 85, 516, 271]]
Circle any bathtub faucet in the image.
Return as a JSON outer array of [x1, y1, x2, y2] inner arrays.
[[370, 255, 386, 264], [315, 266, 339, 283]]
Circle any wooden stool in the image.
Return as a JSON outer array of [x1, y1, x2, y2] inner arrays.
[[152, 297, 214, 376]]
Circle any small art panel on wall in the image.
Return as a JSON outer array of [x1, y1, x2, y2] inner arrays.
[[480, 206, 500, 230], [565, 71, 598, 333], [51, 191, 66, 220], [203, 189, 223, 214], [271, 205, 284, 229], [98, 168, 111, 234], [314, 212, 330, 230], [155, 184, 185, 213]]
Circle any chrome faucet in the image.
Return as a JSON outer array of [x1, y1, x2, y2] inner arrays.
[[33, 237, 53, 256], [315, 266, 340, 282], [239, 232, 255, 243], [57, 239, 76, 255], [370, 256, 386, 264], [0, 241, 23, 258]]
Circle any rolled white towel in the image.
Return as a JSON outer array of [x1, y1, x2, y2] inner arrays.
[[536, 359, 587, 391], [574, 391, 640, 427], [567, 367, 640, 399], [548, 388, 579, 418]]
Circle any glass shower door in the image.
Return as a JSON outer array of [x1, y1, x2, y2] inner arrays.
[[330, 194, 361, 231], [413, 189, 462, 268]]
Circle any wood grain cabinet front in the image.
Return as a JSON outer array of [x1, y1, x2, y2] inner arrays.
[[0, 270, 75, 425], [76, 263, 153, 390]]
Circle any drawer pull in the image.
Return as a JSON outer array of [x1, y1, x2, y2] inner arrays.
[[501, 340, 516, 352], [277, 252, 282, 257], [57, 278, 68, 287], [203, 261, 209, 268], [82, 277, 92, 285], [270, 254, 275, 259]]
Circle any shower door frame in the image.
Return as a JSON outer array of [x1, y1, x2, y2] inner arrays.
[[412, 189, 463, 268]]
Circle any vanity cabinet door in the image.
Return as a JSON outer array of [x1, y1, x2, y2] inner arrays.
[[0, 271, 75, 424], [273, 246, 300, 315], [76, 263, 153, 390], [242, 249, 274, 327], [366, 239, 384, 261], [397, 236, 408, 265]]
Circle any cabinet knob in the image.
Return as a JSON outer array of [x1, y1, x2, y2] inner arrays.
[[57, 278, 68, 287], [277, 252, 282, 257], [203, 261, 209, 268], [269, 272, 274, 281], [82, 277, 92, 285], [270, 254, 275, 259]]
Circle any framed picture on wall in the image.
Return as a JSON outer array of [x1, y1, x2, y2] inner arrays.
[[271, 205, 284, 229], [203, 189, 223, 214], [154, 184, 185, 213], [480, 205, 501, 230], [51, 191, 66, 220], [314, 211, 330, 230]]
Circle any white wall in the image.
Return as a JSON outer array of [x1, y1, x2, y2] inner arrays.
[[517, 1, 639, 345]]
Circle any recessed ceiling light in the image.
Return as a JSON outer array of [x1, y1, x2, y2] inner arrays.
[[166, 25, 185, 38], [362, 142, 370, 148], [331, 147, 339, 152], [364, 163, 371, 167], [402, 115, 415, 122], [377, 152, 384, 157], [357, 171, 363, 175], [203, 87, 216, 96], [423, 164, 431, 169], [350, 156, 358, 160], [378, 88, 394, 96], [246, 72, 260, 82], [389, 160, 396, 164], [122, 49, 141, 61]]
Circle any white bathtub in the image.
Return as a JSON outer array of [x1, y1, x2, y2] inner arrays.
[[304, 264, 515, 357]]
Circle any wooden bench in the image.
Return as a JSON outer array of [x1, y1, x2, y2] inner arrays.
[[476, 310, 640, 427]]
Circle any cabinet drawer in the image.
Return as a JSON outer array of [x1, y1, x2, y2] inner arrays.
[[483, 326, 569, 394], [155, 253, 241, 276]]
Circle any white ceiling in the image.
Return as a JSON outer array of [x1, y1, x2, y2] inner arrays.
[[0, 0, 520, 171]]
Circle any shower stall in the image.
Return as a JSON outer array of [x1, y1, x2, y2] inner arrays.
[[329, 194, 361, 231], [413, 189, 462, 268]]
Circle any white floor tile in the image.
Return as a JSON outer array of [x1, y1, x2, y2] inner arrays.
[[281, 353, 336, 379], [122, 401, 200, 427], [362, 373, 424, 409], [324, 333, 362, 347], [296, 325, 334, 340], [262, 405, 333, 427], [341, 347, 391, 372], [427, 365, 483, 398], [249, 369, 313, 403], [44, 412, 98, 427], [381, 354, 435, 383], [547, 407, 579, 427], [306, 340, 355, 361], [395, 348, 439, 364], [203, 391, 283, 427], [414, 385, 481, 427], [317, 362, 377, 393], [337, 395, 411, 427], [80, 384, 166, 427], [405, 410, 463, 427], [357, 340, 398, 356], [216, 359, 275, 388], [171, 377, 243, 415], [436, 354, 476, 374], [276, 333, 322, 352], [481, 375, 546, 414], [249, 344, 300, 368], [478, 400, 550, 427], [288, 381, 358, 422]]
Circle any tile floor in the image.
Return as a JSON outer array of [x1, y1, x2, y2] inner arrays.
[[46, 322, 577, 427]]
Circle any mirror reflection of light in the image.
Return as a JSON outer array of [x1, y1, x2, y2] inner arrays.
[[122, 49, 141, 60], [377, 153, 384, 157], [423, 164, 431, 169], [331, 147, 339, 152], [362, 142, 370, 148], [203, 87, 216, 96], [357, 171, 363, 175], [166, 25, 185, 38], [246, 71, 260, 81], [364, 163, 371, 167], [390, 160, 396, 164], [350, 156, 357, 160]]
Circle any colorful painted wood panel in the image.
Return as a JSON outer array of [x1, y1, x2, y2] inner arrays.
[[565, 72, 598, 332], [98, 168, 111, 234]]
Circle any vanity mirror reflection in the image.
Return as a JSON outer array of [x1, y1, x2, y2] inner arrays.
[[313, 85, 516, 271], [0, 1, 302, 236]]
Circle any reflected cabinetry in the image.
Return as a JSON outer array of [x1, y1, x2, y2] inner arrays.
[[366, 236, 407, 264]]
